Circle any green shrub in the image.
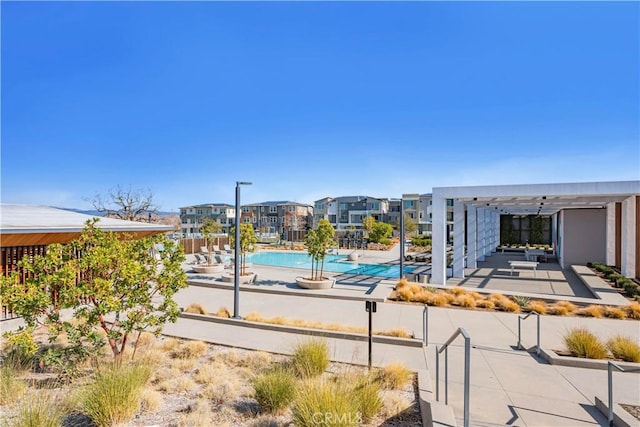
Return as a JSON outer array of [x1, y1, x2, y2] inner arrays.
[[252, 367, 296, 414], [512, 296, 530, 308], [564, 328, 608, 359], [12, 392, 66, 427], [82, 362, 151, 427], [292, 378, 362, 427], [623, 282, 639, 297], [0, 365, 26, 405], [607, 335, 640, 363], [292, 340, 329, 378]]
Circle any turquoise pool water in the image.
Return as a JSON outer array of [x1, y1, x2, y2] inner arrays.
[[247, 251, 414, 278]]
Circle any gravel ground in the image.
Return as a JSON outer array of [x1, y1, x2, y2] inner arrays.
[[1, 336, 422, 427]]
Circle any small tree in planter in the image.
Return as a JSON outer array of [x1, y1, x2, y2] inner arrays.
[[230, 223, 257, 276], [200, 218, 222, 265], [304, 219, 336, 282]]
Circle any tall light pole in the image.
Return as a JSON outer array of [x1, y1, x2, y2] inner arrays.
[[400, 200, 405, 279], [234, 181, 252, 319]]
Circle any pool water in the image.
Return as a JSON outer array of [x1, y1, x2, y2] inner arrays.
[[247, 251, 415, 278]]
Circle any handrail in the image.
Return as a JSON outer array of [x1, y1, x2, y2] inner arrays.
[[422, 304, 428, 346], [517, 312, 540, 356], [436, 328, 471, 427], [607, 361, 640, 426]]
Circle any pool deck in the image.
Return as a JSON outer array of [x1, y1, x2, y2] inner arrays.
[[173, 248, 640, 427]]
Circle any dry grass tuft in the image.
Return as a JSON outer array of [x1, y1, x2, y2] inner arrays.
[[549, 301, 577, 316], [577, 305, 604, 318], [159, 337, 181, 352], [376, 328, 411, 338], [604, 306, 627, 319], [526, 300, 548, 315], [468, 291, 484, 301], [396, 287, 414, 302], [396, 278, 409, 289], [214, 307, 232, 318], [376, 363, 412, 390], [173, 340, 207, 359], [198, 376, 242, 404], [379, 392, 412, 418], [607, 335, 640, 363], [178, 398, 213, 426], [157, 376, 196, 393], [194, 363, 225, 384], [428, 293, 449, 307], [496, 299, 520, 312], [140, 387, 162, 412], [173, 358, 198, 372], [624, 302, 640, 320], [455, 294, 476, 308], [185, 303, 208, 314], [450, 286, 467, 296], [475, 299, 495, 310]]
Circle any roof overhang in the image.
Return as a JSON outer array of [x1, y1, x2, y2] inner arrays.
[[433, 181, 640, 216], [1, 204, 174, 247]]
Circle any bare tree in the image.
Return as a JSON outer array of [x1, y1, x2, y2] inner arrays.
[[88, 186, 158, 222]]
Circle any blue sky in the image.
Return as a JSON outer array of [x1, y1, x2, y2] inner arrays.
[[2, 1, 638, 212]]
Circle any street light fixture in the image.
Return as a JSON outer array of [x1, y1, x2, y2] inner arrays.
[[234, 181, 252, 319]]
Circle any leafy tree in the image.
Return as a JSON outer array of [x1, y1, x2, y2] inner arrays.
[[362, 216, 375, 237], [369, 222, 393, 244], [88, 185, 158, 222], [305, 219, 336, 280], [200, 218, 222, 264], [403, 213, 418, 236], [229, 223, 257, 276], [0, 219, 188, 374]]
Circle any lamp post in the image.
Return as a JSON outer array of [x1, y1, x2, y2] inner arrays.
[[234, 181, 252, 319], [400, 200, 405, 279]]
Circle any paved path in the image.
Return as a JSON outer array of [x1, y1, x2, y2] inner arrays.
[[165, 269, 640, 427]]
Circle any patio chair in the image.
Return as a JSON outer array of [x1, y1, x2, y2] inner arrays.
[[193, 254, 204, 264], [214, 255, 231, 267], [223, 244, 233, 254], [212, 245, 222, 254], [200, 246, 209, 255]]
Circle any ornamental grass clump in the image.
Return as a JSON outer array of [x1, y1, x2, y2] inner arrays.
[[526, 300, 548, 315], [12, 391, 66, 427], [185, 303, 207, 314], [475, 299, 495, 310], [0, 365, 26, 405], [292, 339, 329, 378], [604, 306, 627, 319], [563, 328, 608, 359], [82, 362, 151, 427], [624, 302, 640, 320], [252, 366, 296, 415], [292, 378, 361, 427], [577, 305, 604, 318], [549, 301, 577, 316], [455, 294, 476, 308], [376, 363, 412, 390], [607, 335, 640, 363]]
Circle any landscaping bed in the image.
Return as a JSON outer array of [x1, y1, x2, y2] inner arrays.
[[1, 332, 422, 426]]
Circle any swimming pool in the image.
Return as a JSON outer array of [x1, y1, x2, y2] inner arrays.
[[247, 251, 415, 278]]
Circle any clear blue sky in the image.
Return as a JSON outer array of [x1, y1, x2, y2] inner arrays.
[[2, 1, 638, 212]]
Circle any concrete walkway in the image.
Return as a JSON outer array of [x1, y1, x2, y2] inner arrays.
[[166, 258, 640, 427]]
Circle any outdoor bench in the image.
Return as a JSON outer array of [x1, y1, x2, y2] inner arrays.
[[508, 260, 539, 276]]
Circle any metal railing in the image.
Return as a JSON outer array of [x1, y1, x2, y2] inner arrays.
[[517, 312, 540, 356], [422, 304, 429, 346], [607, 361, 640, 426], [436, 328, 471, 427]]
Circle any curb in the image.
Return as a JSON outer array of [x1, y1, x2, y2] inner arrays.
[[179, 312, 424, 347], [188, 278, 387, 303], [539, 348, 640, 371], [594, 395, 638, 427]]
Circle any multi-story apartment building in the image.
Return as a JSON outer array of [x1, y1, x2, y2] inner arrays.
[[241, 201, 313, 241], [179, 203, 235, 237], [402, 193, 454, 238], [314, 196, 390, 230]]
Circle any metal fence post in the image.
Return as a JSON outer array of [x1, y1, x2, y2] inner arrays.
[[517, 315, 522, 350], [608, 362, 614, 426], [435, 345, 440, 401], [464, 334, 471, 427], [536, 312, 541, 356]]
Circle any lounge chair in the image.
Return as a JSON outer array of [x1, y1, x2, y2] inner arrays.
[[212, 245, 222, 254], [193, 254, 204, 264], [200, 246, 209, 254], [214, 255, 231, 267], [223, 244, 233, 254]]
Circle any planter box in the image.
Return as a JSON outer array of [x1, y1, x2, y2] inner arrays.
[[296, 277, 335, 290], [192, 264, 225, 274], [221, 272, 256, 284]]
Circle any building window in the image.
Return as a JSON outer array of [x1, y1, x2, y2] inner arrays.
[[270, 206, 277, 213], [242, 207, 249, 213], [244, 217, 251, 223], [371, 202, 379, 210], [270, 216, 278, 223], [446, 199, 454, 207], [446, 212, 454, 221], [404, 200, 415, 209], [316, 203, 324, 210], [197, 209, 203, 215], [339, 203, 347, 210]]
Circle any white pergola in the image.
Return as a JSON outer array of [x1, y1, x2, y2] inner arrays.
[[430, 181, 640, 285]]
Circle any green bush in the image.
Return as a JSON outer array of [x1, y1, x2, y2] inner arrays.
[[353, 378, 382, 422], [292, 378, 362, 427], [411, 236, 432, 247], [292, 340, 329, 378], [623, 282, 639, 297], [252, 366, 296, 414], [82, 362, 151, 427], [607, 335, 640, 363], [564, 328, 608, 359]]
